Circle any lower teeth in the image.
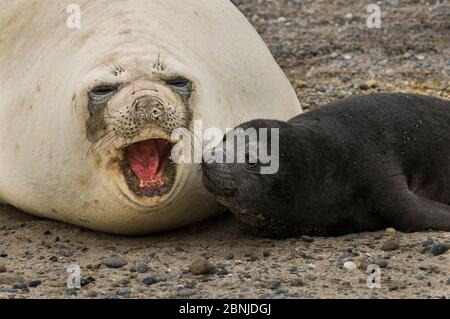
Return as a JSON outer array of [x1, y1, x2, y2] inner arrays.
[[139, 179, 165, 188]]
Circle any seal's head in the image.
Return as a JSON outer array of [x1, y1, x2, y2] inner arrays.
[[84, 62, 194, 206], [201, 120, 303, 237]]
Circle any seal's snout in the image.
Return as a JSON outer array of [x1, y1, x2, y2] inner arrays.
[[201, 161, 237, 197], [133, 95, 165, 125]]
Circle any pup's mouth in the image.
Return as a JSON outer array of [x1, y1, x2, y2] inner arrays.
[[120, 139, 176, 197]]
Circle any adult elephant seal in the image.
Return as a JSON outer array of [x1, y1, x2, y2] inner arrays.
[[202, 93, 450, 237], [0, 0, 301, 234]]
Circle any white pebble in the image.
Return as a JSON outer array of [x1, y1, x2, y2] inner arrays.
[[343, 261, 357, 271]]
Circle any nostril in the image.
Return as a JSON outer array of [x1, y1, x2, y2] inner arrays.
[[151, 108, 162, 119]]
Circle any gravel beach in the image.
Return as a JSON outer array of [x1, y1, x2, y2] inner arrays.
[[0, 0, 449, 299]]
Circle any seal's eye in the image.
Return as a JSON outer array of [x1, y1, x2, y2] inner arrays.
[[165, 77, 193, 103], [91, 85, 118, 96], [245, 152, 259, 170], [166, 77, 190, 88]]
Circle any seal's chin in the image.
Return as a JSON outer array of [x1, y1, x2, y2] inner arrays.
[[120, 139, 177, 198]]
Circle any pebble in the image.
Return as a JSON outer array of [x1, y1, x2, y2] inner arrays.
[[343, 261, 357, 271], [142, 275, 168, 286], [101, 256, 128, 269], [430, 243, 449, 256], [0, 288, 18, 293], [290, 278, 304, 287], [271, 281, 281, 290], [81, 277, 96, 287], [117, 288, 130, 296], [225, 252, 235, 260], [382, 240, 400, 251], [189, 257, 214, 275], [422, 237, 434, 247], [29, 280, 42, 288], [178, 288, 196, 297], [373, 258, 389, 269], [384, 228, 397, 236], [301, 235, 314, 243], [0, 273, 24, 286], [217, 268, 229, 276], [135, 264, 149, 273], [0, 264, 6, 273]]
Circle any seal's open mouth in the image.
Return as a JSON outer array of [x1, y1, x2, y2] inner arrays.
[[121, 139, 176, 197]]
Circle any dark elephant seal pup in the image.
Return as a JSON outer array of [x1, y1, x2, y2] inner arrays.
[[202, 93, 450, 237]]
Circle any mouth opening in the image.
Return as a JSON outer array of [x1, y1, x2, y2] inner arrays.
[[121, 139, 176, 197]]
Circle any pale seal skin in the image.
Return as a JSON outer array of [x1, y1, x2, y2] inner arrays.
[[0, 0, 301, 234], [202, 94, 450, 237]]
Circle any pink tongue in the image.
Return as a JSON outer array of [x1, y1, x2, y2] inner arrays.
[[126, 140, 161, 181]]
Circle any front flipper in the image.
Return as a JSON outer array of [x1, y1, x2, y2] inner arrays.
[[376, 180, 450, 232]]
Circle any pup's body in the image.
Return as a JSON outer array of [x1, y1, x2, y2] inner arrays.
[[202, 93, 450, 237]]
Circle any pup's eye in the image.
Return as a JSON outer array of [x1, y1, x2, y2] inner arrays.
[[166, 77, 190, 88], [245, 152, 259, 170], [91, 85, 118, 96]]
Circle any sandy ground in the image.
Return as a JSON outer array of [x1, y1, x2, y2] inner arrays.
[[1, 0, 449, 299]]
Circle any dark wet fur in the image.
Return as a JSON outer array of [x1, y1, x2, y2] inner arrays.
[[202, 93, 450, 237]]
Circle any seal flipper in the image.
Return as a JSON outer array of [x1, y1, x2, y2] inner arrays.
[[376, 187, 450, 232]]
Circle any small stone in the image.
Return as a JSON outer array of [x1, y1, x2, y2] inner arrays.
[[301, 235, 314, 243], [225, 252, 235, 260], [422, 237, 434, 247], [373, 234, 383, 240], [178, 288, 196, 297], [358, 83, 370, 90], [290, 278, 304, 287], [288, 266, 298, 274], [293, 79, 307, 88], [81, 277, 96, 287], [430, 243, 449, 256], [384, 228, 397, 236], [0, 273, 24, 286], [15, 283, 28, 290], [271, 281, 281, 290], [117, 288, 130, 296], [101, 256, 128, 269], [358, 260, 369, 271], [0, 264, 7, 273], [189, 257, 214, 275], [343, 261, 357, 271], [49, 256, 58, 262], [217, 268, 229, 276], [373, 258, 389, 269], [142, 275, 167, 286], [382, 240, 400, 251], [29, 280, 42, 288], [366, 80, 379, 88], [135, 264, 149, 273]]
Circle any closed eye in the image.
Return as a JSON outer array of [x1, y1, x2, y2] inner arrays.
[[165, 77, 190, 88], [165, 77, 193, 103], [91, 85, 118, 96]]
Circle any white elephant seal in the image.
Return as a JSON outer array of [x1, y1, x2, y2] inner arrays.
[[0, 0, 301, 234]]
